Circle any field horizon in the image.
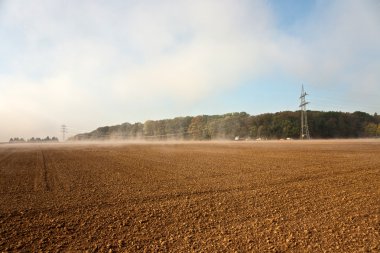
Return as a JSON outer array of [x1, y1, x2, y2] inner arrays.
[[2, 137, 380, 146]]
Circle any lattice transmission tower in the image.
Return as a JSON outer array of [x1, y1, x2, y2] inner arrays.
[[61, 124, 67, 142], [299, 85, 311, 139]]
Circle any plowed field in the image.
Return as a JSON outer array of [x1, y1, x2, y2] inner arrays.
[[0, 140, 379, 252]]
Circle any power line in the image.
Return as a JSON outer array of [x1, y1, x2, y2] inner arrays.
[[311, 96, 379, 112], [65, 126, 92, 133]]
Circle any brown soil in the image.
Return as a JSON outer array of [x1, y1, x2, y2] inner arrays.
[[0, 140, 379, 252]]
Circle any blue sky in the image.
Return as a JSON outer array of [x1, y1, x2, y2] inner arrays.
[[0, 0, 379, 141]]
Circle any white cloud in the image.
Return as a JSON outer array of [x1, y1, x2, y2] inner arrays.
[[286, 0, 380, 90], [0, 0, 379, 141]]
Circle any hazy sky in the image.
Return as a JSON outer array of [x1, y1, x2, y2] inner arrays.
[[1, 0, 379, 141]]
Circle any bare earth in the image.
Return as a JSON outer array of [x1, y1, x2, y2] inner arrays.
[[0, 140, 379, 252]]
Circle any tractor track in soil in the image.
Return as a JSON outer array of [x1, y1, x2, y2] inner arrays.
[[40, 150, 50, 192]]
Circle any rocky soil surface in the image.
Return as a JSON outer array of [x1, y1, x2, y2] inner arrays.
[[0, 140, 379, 252]]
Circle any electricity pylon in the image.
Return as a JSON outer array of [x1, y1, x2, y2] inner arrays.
[[299, 85, 310, 139], [61, 124, 67, 142]]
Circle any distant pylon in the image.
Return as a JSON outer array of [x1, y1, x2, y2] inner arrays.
[[61, 124, 67, 141], [299, 85, 311, 139]]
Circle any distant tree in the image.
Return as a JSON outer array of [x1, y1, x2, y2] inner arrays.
[[156, 120, 166, 138], [364, 123, 378, 137], [257, 125, 269, 139], [249, 125, 258, 138], [326, 117, 338, 137], [188, 116, 209, 140], [132, 123, 144, 138], [9, 137, 26, 143], [173, 117, 192, 139], [143, 120, 155, 137], [374, 113, 380, 124], [68, 110, 379, 141]]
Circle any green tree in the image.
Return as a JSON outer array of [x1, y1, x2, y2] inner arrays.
[[70, 110, 379, 141], [143, 120, 155, 137], [364, 123, 378, 137], [249, 125, 258, 138], [188, 116, 209, 140]]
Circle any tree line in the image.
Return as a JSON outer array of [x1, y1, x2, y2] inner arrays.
[[69, 111, 380, 141], [9, 136, 59, 143]]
